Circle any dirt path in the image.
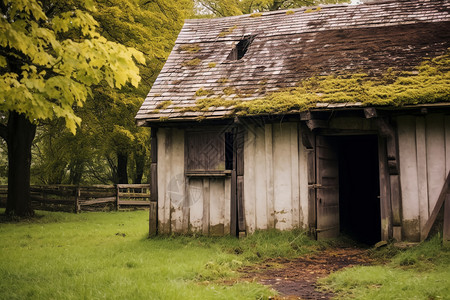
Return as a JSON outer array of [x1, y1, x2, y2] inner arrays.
[[239, 247, 373, 299]]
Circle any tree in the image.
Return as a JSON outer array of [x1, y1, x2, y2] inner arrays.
[[30, 0, 193, 186], [197, 0, 348, 16], [0, 0, 145, 216]]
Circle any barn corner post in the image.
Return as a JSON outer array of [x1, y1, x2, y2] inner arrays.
[[231, 123, 245, 237], [149, 127, 158, 237]]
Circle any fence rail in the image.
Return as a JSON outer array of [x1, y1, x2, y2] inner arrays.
[[0, 184, 152, 213]]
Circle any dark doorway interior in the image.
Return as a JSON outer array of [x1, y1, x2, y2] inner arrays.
[[335, 135, 381, 245]]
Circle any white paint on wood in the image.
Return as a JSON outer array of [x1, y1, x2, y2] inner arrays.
[[298, 125, 309, 229], [209, 178, 225, 228], [397, 116, 420, 221], [224, 177, 231, 234], [426, 114, 446, 214], [244, 125, 256, 233], [188, 178, 203, 232], [157, 128, 168, 233], [415, 116, 429, 230], [273, 123, 293, 230], [255, 126, 268, 230], [169, 128, 185, 233], [264, 124, 275, 229], [290, 123, 300, 228]]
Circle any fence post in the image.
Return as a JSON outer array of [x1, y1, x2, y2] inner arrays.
[[75, 186, 81, 213], [115, 185, 120, 211]]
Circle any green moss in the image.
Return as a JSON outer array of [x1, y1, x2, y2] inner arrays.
[[155, 100, 172, 110], [208, 62, 217, 68], [178, 44, 201, 53], [195, 88, 215, 97], [250, 12, 263, 18], [304, 7, 321, 13], [223, 87, 236, 95], [217, 78, 229, 84], [286, 10, 294, 15], [194, 97, 236, 111], [218, 25, 237, 38], [182, 58, 201, 67], [159, 116, 169, 122]]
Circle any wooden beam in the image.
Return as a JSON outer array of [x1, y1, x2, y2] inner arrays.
[[306, 120, 328, 130], [421, 170, 450, 240], [364, 107, 377, 119]]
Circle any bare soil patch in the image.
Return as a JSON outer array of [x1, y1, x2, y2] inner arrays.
[[239, 247, 373, 299]]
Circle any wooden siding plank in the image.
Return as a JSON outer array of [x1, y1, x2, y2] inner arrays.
[[244, 125, 256, 233], [397, 116, 420, 240], [273, 123, 293, 230], [265, 124, 275, 229], [298, 125, 309, 229], [224, 177, 231, 235], [230, 170, 237, 236], [291, 123, 300, 228], [237, 175, 245, 232], [444, 194, 450, 243], [202, 178, 210, 235], [445, 116, 450, 186], [209, 178, 225, 236], [378, 137, 391, 241], [188, 178, 203, 232], [157, 129, 169, 234], [170, 128, 185, 233], [426, 114, 446, 215], [255, 126, 268, 230], [415, 116, 429, 231]]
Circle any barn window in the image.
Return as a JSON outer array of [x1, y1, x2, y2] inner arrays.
[[186, 130, 233, 176], [227, 35, 256, 61]]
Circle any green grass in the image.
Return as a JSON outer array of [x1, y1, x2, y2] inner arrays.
[[0, 209, 322, 300], [319, 235, 450, 300]]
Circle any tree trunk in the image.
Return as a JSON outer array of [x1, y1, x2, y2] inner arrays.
[[5, 112, 36, 217], [117, 152, 128, 184], [133, 153, 145, 184]]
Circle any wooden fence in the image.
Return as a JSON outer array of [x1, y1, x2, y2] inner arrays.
[[0, 184, 152, 213]]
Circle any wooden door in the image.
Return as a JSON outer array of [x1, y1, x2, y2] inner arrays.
[[316, 136, 340, 239]]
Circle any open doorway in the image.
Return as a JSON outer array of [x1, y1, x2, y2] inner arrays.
[[336, 135, 381, 245]]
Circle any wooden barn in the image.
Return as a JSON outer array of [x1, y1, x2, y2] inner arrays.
[[136, 0, 450, 243]]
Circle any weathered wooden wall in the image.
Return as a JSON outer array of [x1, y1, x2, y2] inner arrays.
[[243, 122, 309, 233], [397, 114, 450, 241], [157, 128, 231, 234]]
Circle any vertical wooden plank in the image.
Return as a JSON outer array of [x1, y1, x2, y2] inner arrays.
[[149, 202, 157, 237], [265, 123, 275, 229], [298, 125, 309, 229], [445, 116, 450, 176], [115, 185, 120, 211], [224, 177, 231, 235], [255, 126, 267, 230], [397, 116, 420, 241], [230, 170, 237, 236], [244, 125, 256, 233], [426, 114, 446, 216], [444, 194, 450, 243], [378, 137, 391, 241], [157, 129, 168, 234], [150, 127, 158, 215], [291, 123, 300, 228], [415, 116, 429, 231], [273, 123, 293, 230], [188, 178, 204, 232], [236, 128, 244, 176], [170, 128, 185, 233], [237, 176, 245, 232], [209, 179, 225, 236], [164, 128, 172, 234], [202, 178, 210, 235]]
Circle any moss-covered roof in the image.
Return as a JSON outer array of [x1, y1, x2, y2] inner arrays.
[[136, 0, 450, 124]]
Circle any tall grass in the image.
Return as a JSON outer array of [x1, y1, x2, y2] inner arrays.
[[0, 209, 320, 300], [319, 235, 450, 299]]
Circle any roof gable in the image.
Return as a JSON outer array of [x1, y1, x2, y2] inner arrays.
[[136, 0, 450, 124]]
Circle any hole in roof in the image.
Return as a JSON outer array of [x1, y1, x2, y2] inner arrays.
[[227, 35, 256, 61]]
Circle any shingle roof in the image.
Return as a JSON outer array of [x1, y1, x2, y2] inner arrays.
[[136, 0, 450, 124]]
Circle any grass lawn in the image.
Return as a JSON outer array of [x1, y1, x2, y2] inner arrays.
[[0, 209, 317, 300], [1, 209, 449, 300]]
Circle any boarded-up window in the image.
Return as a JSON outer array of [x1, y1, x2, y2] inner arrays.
[[186, 131, 226, 174]]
